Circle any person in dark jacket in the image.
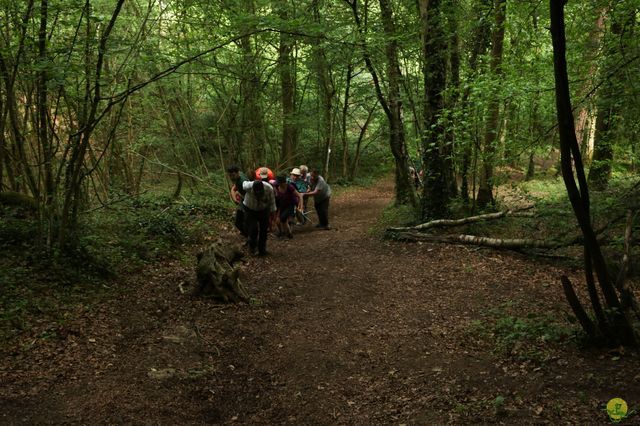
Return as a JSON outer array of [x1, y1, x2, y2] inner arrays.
[[274, 175, 303, 238], [226, 165, 248, 236]]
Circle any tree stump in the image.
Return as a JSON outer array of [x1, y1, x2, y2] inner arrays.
[[190, 239, 249, 303]]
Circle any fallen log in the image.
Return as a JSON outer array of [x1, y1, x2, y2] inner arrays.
[[387, 207, 533, 233], [393, 231, 566, 249]]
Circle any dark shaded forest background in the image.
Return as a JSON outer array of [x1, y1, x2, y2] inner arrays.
[[1, 0, 639, 341]]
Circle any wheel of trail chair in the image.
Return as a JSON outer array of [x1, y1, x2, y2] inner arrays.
[[296, 209, 313, 225]]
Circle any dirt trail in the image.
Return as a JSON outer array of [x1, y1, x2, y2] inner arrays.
[[2, 181, 639, 424]]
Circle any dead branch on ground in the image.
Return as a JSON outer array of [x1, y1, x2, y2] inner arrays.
[[392, 232, 570, 249]]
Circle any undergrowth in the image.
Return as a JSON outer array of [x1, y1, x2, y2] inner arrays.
[[370, 202, 420, 236], [0, 182, 233, 344], [470, 303, 581, 364], [410, 175, 640, 266]]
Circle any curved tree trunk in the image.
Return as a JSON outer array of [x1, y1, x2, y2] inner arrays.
[[347, 0, 416, 206], [550, 0, 636, 347], [378, 0, 416, 206]]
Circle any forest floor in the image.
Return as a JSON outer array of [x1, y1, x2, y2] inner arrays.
[[2, 179, 640, 424]]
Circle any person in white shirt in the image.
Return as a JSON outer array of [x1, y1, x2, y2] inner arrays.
[[304, 169, 332, 230], [242, 178, 277, 256]]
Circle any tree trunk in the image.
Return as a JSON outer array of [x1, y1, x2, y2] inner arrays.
[[347, 0, 415, 205], [419, 0, 449, 219], [575, 8, 605, 158], [587, 6, 632, 190], [341, 63, 353, 180], [350, 102, 376, 180], [459, 0, 491, 203], [444, 0, 460, 197], [238, 0, 266, 168], [550, 0, 636, 347], [58, 0, 125, 248], [377, 0, 416, 206], [392, 232, 565, 250], [588, 107, 613, 190], [389, 209, 515, 232], [279, 2, 297, 169], [0, 42, 39, 196], [311, 0, 335, 180], [37, 0, 55, 247], [525, 151, 535, 180], [476, 0, 506, 209], [0, 83, 4, 192]]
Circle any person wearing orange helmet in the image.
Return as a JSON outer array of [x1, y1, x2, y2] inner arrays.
[[255, 166, 274, 181]]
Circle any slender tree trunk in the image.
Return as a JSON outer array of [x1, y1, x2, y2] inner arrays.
[[59, 0, 125, 248], [459, 0, 491, 203], [37, 0, 56, 247], [443, 0, 460, 197], [341, 63, 353, 179], [0, 0, 37, 197], [377, 0, 416, 206], [528, 100, 541, 181], [0, 87, 4, 192], [238, 0, 266, 168], [350, 102, 376, 180], [0, 61, 38, 196], [575, 8, 605, 158], [525, 152, 535, 180], [476, 0, 506, 208], [550, 0, 636, 347], [588, 107, 614, 189], [279, 2, 297, 169], [346, 0, 415, 205], [588, 6, 632, 190], [311, 0, 334, 180]]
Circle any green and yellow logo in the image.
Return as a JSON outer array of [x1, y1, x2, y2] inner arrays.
[[606, 398, 628, 423]]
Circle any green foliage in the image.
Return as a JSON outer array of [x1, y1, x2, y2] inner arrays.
[[370, 201, 420, 236], [471, 303, 579, 363], [0, 257, 114, 343], [493, 395, 506, 416], [0, 177, 231, 290], [0, 184, 232, 344], [0, 218, 40, 249], [518, 175, 639, 242], [84, 189, 231, 267]]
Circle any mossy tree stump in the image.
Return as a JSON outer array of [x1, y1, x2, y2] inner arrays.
[[192, 239, 249, 303]]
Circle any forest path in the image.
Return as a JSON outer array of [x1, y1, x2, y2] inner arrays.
[[2, 179, 638, 424]]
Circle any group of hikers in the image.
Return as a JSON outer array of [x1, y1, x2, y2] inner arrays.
[[226, 164, 332, 256]]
